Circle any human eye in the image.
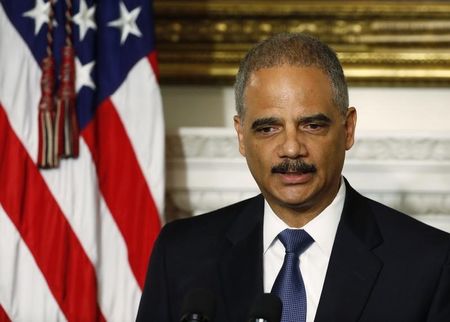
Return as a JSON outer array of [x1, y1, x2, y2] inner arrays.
[[255, 126, 279, 135], [302, 121, 329, 134], [299, 114, 332, 134], [305, 123, 324, 130], [251, 118, 281, 136]]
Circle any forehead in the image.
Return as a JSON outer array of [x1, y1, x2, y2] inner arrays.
[[244, 65, 336, 117]]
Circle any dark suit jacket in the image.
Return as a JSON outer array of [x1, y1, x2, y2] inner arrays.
[[136, 181, 450, 322]]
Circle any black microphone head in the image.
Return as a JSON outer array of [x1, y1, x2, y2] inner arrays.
[[248, 293, 282, 322], [180, 288, 216, 322]]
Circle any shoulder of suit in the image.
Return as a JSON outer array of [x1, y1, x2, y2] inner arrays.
[[159, 194, 263, 240], [344, 180, 449, 241], [363, 194, 450, 246]]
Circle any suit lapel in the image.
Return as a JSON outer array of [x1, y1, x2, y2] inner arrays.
[[315, 181, 383, 322], [219, 195, 265, 322]]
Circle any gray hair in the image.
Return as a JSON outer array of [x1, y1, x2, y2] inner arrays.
[[234, 33, 349, 118]]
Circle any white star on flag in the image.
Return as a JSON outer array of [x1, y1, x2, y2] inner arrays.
[[22, 0, 51, 35], [75, 58, 96, 92], [107, 1, 142, 44], [73, 0, 96, 41]]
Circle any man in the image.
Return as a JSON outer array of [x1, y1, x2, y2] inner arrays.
[[136, 33, 450, 322]]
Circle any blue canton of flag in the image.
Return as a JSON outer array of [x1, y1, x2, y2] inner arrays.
[[4, 0, 157, 131]]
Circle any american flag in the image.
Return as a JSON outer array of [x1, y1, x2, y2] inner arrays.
[[0, 0, 164, 321]]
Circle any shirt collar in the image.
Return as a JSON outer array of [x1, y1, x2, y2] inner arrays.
[[263, 178, 346, 257]]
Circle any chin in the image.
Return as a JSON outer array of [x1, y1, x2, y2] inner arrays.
[[280, 199, 313, 210], [276, 182, 323, 203], [270, 192, 314, 209]]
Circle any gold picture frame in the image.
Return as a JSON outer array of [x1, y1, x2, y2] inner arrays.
[[154, 0, 450, 86]]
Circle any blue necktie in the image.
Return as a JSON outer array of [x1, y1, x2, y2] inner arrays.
[[271, 229, 314, 322]]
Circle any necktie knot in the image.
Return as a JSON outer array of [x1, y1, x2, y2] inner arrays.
[[278, 229, 313, 256]]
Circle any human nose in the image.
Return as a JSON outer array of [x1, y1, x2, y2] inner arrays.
[[278, 128, 305, 159]]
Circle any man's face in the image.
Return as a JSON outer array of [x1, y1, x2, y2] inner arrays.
[[234, 65, 356, 221]]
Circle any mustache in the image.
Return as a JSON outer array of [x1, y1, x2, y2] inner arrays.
[[271, 159, 317, 174]]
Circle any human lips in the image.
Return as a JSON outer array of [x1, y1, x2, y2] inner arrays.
[[276, 171, 314, 184]]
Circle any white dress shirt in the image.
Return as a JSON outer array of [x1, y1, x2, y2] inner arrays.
[[263, 178, 346, 322]]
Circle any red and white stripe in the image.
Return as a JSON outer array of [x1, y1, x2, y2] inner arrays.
[[0, 4, 164, 321]]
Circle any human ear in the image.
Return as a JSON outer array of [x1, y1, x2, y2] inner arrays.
[[233, 115, 246, 157], [344, 107, 357, 150]]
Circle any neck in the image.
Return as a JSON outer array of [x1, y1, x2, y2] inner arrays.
[[268, 180, 342, 228], [270, 204, 322, 228]]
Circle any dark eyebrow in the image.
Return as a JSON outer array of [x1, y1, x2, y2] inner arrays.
[[298, 113, 332, 124], [251, 117, 280, 130]]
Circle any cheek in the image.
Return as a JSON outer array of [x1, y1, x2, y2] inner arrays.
[[320, 143, 346, 174], [247, 143, 262, 161], [309, 138, 344, 169], [246, 141, 272, 169]]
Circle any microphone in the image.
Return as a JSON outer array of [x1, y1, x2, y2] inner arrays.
[[180, 288, 216, 322], [247, 293, 282, 322]]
